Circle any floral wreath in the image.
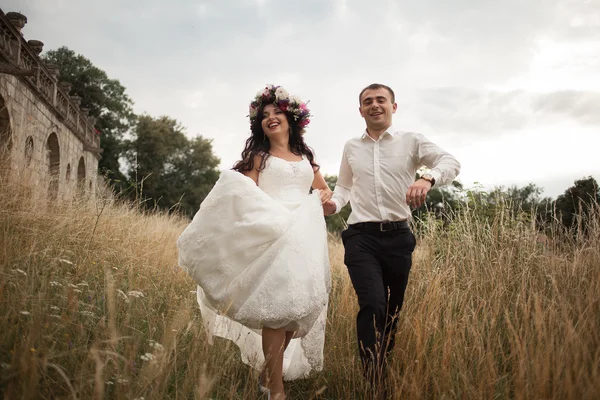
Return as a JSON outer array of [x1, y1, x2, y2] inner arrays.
[[248, 84, 312, 134]]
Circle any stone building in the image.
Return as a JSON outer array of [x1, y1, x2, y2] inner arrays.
[[0, 9, 101, 199]]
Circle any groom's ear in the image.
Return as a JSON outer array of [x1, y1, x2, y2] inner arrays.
[[359, 106, 365, 118], [392, 102, 398, 113]]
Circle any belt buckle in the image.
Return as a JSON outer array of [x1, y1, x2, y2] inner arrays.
[[379, 222, 393, 232]]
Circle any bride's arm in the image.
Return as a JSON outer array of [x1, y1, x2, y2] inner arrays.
[[241, 154, 261, 185]]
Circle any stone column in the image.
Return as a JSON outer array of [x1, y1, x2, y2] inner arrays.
[[5, 12, 26, 61], [28, 40, 44, 55], [6, 12, 27, 33]]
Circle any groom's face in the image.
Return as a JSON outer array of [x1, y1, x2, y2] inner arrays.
[[359, 88, 397, 129]]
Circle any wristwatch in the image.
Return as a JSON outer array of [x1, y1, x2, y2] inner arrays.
[[420, 174, 436, 187]]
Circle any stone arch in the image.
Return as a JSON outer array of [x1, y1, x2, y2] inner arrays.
[[0, 93, 12, 164], [77, 156, 86, 192], [24, 136, 34, 166], [46, 133, 60, 199]]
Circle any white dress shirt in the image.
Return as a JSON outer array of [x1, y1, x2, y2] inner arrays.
[[332, 125, 460, 224]]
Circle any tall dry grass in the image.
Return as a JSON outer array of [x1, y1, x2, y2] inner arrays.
[[1, 173, 599, 399]]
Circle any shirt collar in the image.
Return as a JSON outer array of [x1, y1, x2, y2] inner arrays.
[[361, 124, 396, 142]]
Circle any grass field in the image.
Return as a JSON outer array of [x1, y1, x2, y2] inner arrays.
[[1, 175, 599, 399]]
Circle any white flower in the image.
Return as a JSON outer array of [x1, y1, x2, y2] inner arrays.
[[20, 311, 31, 316], [12, 269, 27, 276], [274, 87, 289, 101], [80, 311, 95, 317], [140, 353, 154, 361], [105, 380, 114, 385], [50, 281, 62, 287], [289, 95, 303, 104], [117, 290, 130, 303], [149, 340, 164, 351], [249, 105, 257, 118], [117, 378, 129, 384], [127, 291, 145, 298]]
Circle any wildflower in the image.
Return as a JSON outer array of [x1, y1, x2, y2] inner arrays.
[[20, 311, 31, 316], [127, 291, 145, 298], [117, 378, 129, 384], [50, 281, 63, 287], [140, 353, 154, 361], [12, 269, 27, 276], [149, 340, 164, 351], [105, 380, 114, 385], [80, 311, 95, 317], [117, 290, 130, 303]]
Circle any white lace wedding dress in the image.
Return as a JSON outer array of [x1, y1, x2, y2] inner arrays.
[[177, 155, 331, 380]]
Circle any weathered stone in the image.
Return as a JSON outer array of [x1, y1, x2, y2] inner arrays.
[[44, 63, 60, 77], [58, 82, 72, 93], [0, 11, 100, 200], [6, 12, 27, 32], [69, 95, 82, 106], [79, 107, 90, 116], [28, 40, 44, 55]]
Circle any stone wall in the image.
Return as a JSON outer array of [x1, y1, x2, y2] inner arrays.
[[0, 9, 102, 199]]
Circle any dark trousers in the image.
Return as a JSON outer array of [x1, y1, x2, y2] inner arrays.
[[341, 223, 416, 386]]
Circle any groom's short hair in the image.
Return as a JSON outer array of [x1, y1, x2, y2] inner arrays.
[[359, 83, 395, 104]]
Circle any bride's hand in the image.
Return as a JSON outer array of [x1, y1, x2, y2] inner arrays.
[[320, 188, 333, 204]]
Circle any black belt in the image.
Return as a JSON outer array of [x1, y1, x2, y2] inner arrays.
[[350, 220, 409, 232]]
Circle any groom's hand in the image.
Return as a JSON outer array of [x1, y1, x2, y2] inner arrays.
[[406, 179, 432, 208], [323, 200, 336, 216]]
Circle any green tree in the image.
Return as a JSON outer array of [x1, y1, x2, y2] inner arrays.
[[42, 47, 136, 186], [125, 115, 220, 216], [554, 176, 600, 232]]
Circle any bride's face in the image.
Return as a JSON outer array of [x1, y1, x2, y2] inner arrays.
[[261, 104, 290, 138]]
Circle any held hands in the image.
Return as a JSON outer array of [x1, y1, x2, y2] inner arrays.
[[406, 179, 432, 209], [319, 189, 336, 216], [322, 200, 336, 216], [320, 188, 333, 204]]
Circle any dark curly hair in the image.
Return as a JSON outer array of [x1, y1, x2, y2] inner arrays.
[[233, 103, 319, 173]]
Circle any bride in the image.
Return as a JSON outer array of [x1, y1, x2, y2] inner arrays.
[[177, 85, 332, 399]]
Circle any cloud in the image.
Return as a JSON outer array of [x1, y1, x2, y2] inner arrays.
[[3, 0, 599, 194], [406, 88, 600, 140]]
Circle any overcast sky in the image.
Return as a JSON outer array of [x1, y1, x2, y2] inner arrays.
[[6, 0, 600, 197]]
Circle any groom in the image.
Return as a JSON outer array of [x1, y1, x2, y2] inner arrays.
[[323, 83, 460, 395]]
